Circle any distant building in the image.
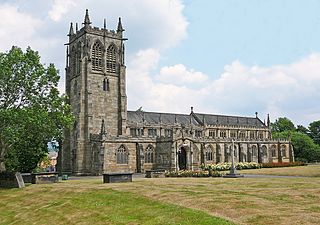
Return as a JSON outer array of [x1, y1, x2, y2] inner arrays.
[[59, 10, 294, 175]]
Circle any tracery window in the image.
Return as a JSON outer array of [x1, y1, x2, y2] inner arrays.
[[271, 145, 277, 157], [92, 42, 102, 71], [281, 145, 287, 157], [205, 146, 213, 161], [106, 44, 116, 73], [116, 145, 128, 164], [145, 145, 155, 163], [252, 145, 257, 157]]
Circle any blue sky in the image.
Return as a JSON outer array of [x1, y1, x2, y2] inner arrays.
[[0, 0, 320, 126]]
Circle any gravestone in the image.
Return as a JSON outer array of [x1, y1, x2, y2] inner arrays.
[[0, 172, 25, 188]]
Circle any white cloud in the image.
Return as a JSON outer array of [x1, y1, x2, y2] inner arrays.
[[0, 4, 43, 51], [128, 53, 320, 126], [49, 0, 76, 22], [156, 64, 208, 86]]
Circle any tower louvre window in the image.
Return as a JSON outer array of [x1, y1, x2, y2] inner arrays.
[[106, 44, 116, 73], [92, 42, 102, 71]]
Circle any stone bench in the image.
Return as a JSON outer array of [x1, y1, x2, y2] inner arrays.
[[31, 172, 59, 184], [145, 170, 165, 178], [103, 172, 133, 183]]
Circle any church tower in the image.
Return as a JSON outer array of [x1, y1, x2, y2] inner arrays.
[[61, 10, 127, 175]]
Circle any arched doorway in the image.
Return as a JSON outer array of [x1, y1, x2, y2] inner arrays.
[[178, 147, 187, 170]]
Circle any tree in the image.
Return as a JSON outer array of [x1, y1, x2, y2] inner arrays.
[[0, 46, 73, 172], [296, 125, 309, 135], [271, 117, 295, 133], [308, 120, 320, 146], [273, 131, 320, 162]]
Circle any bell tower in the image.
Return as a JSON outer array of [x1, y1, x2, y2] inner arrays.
[[61, 10, 127, 175]]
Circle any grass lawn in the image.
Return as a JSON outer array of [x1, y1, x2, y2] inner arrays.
[[241, 165, 320, 177], [1, 169, 320, 225], [0, 181, 233, 225]]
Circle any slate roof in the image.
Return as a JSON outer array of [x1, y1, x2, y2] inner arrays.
[[127, 110, 266, 128]]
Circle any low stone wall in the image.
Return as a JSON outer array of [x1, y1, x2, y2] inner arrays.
[[0, 172, 25, 188], [103, 173, 133, 183], [145, 170, 165, 178], [31, 172, 59, 184]]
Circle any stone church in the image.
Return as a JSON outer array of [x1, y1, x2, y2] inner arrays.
[[60, 10, 294, 175]]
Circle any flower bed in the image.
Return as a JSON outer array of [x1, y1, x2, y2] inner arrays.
[[261, 162, 306, 168], [165, 170, 223, 177], [201, 162, 261, 171]]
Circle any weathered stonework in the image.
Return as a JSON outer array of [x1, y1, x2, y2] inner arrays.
[[60, 10, 294, 175]]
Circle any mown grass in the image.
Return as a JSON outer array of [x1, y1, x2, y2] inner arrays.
[[106, 176, 320, 225], [0, 182, 233, 225], [241, 164, 320, 177], [1, 167, 320, 225]]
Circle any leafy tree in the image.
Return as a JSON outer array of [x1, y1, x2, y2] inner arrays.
[[0, 46, 73, 172], [296, 125, 309, 135], [271, 117, 295, 133], [308, 120, 320, 146]]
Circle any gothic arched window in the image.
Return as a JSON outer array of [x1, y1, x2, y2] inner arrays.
[[116, 145, 128, 164], [252, 145, 257, 157], [281, 145, 287, 157], [106, 44, 116, 73], [145, 145, 155, 163], [205, 146, 213, 161], [92, 42, 102, 71], [271, 145, 277, 157]]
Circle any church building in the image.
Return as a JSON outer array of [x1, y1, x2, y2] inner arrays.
[[60, 10, 294, 175]]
